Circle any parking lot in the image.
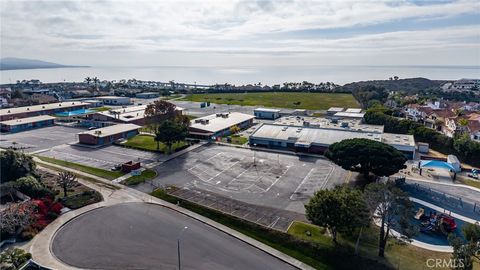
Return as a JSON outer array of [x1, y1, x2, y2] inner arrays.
[[0, 125, 84, 153], [38, 144, 161, 170], [135, 144, 350, 214]]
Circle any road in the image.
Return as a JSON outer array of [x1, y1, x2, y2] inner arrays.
[[51, 202, 297, 270]]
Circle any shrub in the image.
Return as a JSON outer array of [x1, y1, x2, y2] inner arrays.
[[15, 176, 52, 199], [19, 229, 36, 241]]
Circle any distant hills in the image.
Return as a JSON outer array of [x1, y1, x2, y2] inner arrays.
[[0, 57, 88, 70]]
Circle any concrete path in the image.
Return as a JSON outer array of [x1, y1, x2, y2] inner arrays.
[[29, 158, 313, 270]]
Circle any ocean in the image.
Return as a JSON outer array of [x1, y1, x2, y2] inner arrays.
[[0, 65, 478, 85]]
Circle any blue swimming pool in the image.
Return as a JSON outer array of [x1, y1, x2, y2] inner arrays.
[[55, 109, 93, 117]]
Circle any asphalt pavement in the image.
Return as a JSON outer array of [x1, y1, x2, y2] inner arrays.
[[51, 202, 297, 270]]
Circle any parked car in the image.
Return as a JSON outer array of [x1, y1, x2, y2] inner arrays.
[[111, 164, 122, 171]]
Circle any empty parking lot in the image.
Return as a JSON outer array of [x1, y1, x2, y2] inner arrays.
[[38, 144, 161, 170], [135, 144, 350, 214], [0, 125, 84, 153]]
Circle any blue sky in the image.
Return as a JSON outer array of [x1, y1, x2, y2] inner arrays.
[[0, 0, 479, 67]]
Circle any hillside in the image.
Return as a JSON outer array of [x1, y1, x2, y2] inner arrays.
[[340, 77, 446, 94], [0, 57, 86, 70]]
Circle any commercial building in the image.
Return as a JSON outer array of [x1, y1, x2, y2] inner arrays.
[[189, 112, 254, 139], [136, 92, 160, 99], [0, 102, 89, 121], [87, 104, 183, 126], [333, 111, 365, 120], [249, 117, 415, 159], [96, 96, 131, 105], [88, 105, 148, 125], [0, 115, 55, 133], [254, 108, 281, 120], [327, 107, 344, 116], [77, 123, 140, 145]]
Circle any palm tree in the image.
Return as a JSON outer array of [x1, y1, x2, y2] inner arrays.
[[93, 77, 99, 88], [85, 77, 92, 85]]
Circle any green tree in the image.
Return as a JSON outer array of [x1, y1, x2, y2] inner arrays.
[[0, 248, 32, 270], [14, 176, 51, 198], [305, 185, 369, 243], [326, 138, 407, 180], [10, 89, 23, 99], [364, 182, 417, 257], [448, 223, 480, 270], [155, 116, 189, 154], [144, 100, 179, 149], [0, 150, 36, 182]]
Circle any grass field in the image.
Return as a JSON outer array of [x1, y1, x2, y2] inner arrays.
[[122, 169, 157, 186], [287, 221, 455, 270], [151, 188, 396, 270], [181, 92, 359, 110], [122, 134, 187, 153], [36, 156, 124, 180]]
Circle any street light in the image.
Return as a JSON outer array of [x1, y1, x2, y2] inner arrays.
[[177, 226, 188, 270]]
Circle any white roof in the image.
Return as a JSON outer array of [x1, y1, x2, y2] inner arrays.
[[251, 124, 382, 146], [96, 105, 184, 122], [0, 115, 55, 126], [251, 124, 415, 151], [78, 123, 140, 138], [190, 112, 254, 133], [0, 102, 89, 116], [97, 96, 130, 100], [327, 107, 345, 112], [254, 108, 281, 113], [274, 116, 383, 133], [333, 112, 365, 118], [381, 133, 416, 151], [345, 108, 362, 113]]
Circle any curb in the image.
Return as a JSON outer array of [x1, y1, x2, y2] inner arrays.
[[34, 159, 313, 270]]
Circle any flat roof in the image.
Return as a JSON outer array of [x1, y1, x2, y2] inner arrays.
[[251, 124, 415, 151], [274, 116, 384, 133], [327, 107, 345, 112], [251, 123, 382, 147], [190, 112, 254, 133], [333, 112, 365, 118], [345, 108, 362, 113], [0, 102, 89, 116], [381, 133, 416, 151], [254, 108, 281, 113], [78, 123, 140, 138], [0, 115, 55, 126], [96, 105, 184, 122], [96, 96, 130, 100]]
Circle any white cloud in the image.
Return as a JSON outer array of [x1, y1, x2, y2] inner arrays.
[[0, 0, 478, 66]]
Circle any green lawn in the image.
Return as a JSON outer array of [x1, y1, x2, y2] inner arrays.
[[221, 135, 248, 145], [181, 92, 359, 110], [123, 134, 187, 153], [459, 179, 480, 189], [287, 221, 453, 270], [91, 106, 111, 112], [36, 156, 124, 180], [122, 169, 157, 186]]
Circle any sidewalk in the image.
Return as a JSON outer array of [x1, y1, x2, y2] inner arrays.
[[29, 158, 313, 270]]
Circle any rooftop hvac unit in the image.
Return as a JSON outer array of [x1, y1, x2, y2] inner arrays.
[[94, 130, 102, 135]]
